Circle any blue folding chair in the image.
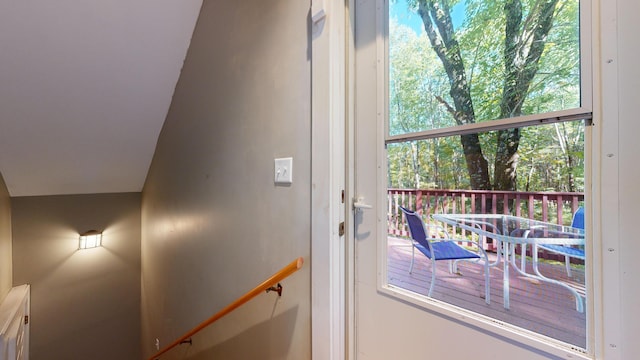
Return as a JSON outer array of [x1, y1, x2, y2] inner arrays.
[[537, 207, 585, 277], [400, 206, 491, 304]]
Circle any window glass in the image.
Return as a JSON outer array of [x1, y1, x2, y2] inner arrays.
[[389, 0, 582, 137], [386, 0, 589, 351], [387, 121, 585, 193]]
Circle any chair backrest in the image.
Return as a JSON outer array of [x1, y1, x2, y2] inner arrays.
[[399, 206, 430, 248], [571, 207, 585, 230]]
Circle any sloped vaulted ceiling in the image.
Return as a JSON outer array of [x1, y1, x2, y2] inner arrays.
[[0, 0, 203, 196]]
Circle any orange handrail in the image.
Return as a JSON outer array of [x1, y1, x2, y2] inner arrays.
[[148, 257, 304, 360]]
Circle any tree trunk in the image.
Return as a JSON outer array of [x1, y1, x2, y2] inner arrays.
[[410, 141, 421, 188], [418, 0, 560, 197], [418, 1, 491, 191], [494, 0, 560, 193], [461, 133, 492, 190], [493, 128, 520, 191]]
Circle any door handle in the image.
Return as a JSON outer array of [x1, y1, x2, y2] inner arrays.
[[353, 197, 373, 212]]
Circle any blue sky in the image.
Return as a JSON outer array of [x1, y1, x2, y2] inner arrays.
[[390, 0, 464, 35]]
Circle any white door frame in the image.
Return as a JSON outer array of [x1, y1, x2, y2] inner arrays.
[[310, 0, 351, 359]]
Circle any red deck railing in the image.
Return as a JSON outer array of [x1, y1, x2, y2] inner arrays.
[[387, 188, 585, 258]]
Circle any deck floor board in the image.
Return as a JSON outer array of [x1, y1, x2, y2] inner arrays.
[[387, 237, 586, 348]]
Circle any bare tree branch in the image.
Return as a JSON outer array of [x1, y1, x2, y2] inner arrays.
[[434, 95, 460, 124]]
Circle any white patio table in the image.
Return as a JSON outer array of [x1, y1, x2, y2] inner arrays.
[[432, 213, 585, 312]]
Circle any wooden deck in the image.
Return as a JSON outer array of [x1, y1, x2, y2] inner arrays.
[[387, 237, 586, 348]]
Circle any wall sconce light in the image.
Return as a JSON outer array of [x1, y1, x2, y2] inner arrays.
[[79, 230, 102, 249]]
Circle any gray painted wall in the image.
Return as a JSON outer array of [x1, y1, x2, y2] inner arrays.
[[140, 0, 311, 358], [0, 172, 11, 298], [11, 193, 141, 360]]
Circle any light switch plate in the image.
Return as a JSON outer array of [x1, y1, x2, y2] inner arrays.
[[274, 157, 293, 185]]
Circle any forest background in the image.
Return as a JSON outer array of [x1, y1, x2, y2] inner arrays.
[[387, 0, 585, 195]]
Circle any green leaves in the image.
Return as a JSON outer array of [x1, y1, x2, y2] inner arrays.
[[388, 0, 584, 192]]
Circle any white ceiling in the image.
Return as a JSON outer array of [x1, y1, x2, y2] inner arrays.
[[0, 0, 203, 197]]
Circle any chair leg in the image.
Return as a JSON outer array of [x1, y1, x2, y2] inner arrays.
[[428, 259, 436, 297], [533, 246, 583, 312], [565, 256, 572, 277], [409, 244, 415, 273], [489, 239, 502, 267], [532, 246, 544, 278], [484, 264, 490, 304]]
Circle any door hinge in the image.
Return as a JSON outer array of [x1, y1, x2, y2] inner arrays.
[[24, 315, 29, 325], [339, 221, 345, 236]]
